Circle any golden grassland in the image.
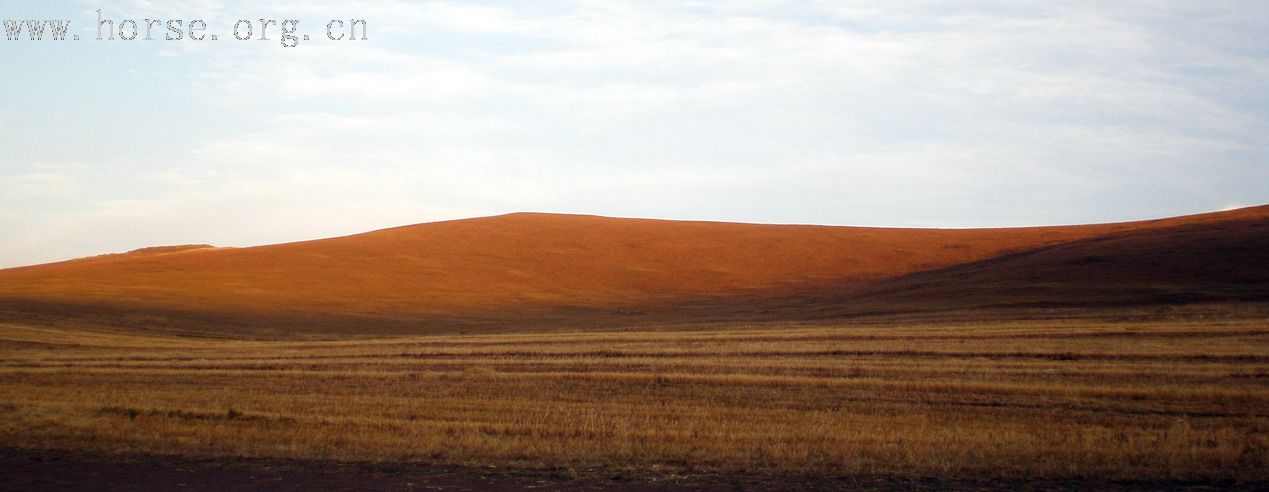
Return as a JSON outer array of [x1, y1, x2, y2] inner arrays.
[[1, 316, 1266, 481]]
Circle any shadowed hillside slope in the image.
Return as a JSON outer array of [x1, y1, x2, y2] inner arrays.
[[0, 206, 1265, 337], [832, 209, 1269, 313]]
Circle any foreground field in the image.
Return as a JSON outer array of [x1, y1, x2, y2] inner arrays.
[[1, 315, 1267, 484]]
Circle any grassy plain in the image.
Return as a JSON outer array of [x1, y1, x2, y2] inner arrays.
[[2, 313, 1266, 482]]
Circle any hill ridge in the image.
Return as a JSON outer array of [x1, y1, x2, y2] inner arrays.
[[0, 205, 1264, 336]]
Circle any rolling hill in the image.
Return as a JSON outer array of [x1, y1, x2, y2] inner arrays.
[[0, 206, 1265, 337]]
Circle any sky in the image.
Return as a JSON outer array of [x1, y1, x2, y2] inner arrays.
[[1, 1, 1267, 268]]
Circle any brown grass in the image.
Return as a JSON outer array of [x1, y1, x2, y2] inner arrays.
[[3, 206, 1265, 339], [2, 316, 1266, 480]]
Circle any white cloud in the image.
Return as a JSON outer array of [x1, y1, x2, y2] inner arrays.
[[1, 0, 1266, 267]]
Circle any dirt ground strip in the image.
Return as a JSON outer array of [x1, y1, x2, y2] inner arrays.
[[0, 448, 1258, 492]]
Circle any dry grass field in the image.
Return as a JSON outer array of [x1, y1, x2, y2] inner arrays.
[[2, 313, 1266, 483], [2, 206, 1264, 338], [2, 208, 1266, 488]]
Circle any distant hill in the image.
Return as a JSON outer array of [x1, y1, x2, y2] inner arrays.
[[1, 206, 1265, 337], [817, 208, 1269, 317]]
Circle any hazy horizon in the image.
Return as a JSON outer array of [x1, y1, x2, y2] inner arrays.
[[2, 204, 1263, 269]]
